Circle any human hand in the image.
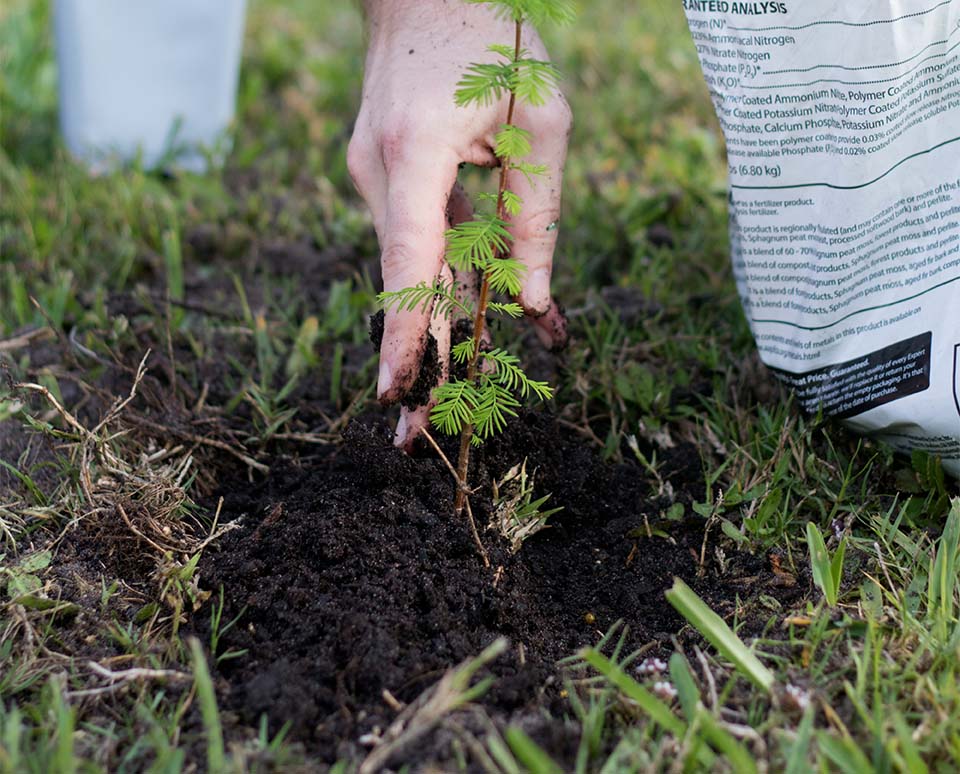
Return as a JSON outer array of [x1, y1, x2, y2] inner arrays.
[[347, 0, 571, 449]]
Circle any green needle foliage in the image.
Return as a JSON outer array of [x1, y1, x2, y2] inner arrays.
[[377, 0, 573, 516]]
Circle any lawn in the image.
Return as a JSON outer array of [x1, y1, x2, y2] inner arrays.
[[1, 0, 958, 772]]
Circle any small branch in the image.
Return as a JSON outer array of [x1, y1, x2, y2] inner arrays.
[[463, 498, 490, 569], [15, 381, 90, 437], [358, 638, 507, 774], [130, 417, 269, 473], [694, 645, 718, 711], [419, 427, 461, 484], [66, 661, 190, 698], [420, 429, 490, 568], [92, 350, 151, 436], [117, 501, 179, 554], [0, 326, 54, 353]]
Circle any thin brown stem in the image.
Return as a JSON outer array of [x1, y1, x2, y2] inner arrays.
[[453, 18, 523, 518], [421, 429, 490, 566]]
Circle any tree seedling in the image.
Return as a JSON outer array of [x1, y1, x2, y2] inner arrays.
[[379, 0, 574, 522]]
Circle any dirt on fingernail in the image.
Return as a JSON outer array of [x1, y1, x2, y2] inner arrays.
[[368, 309, 442, 409]]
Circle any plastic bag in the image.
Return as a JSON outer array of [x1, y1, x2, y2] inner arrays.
[[684, 0, 960, 475], [55, 0, 246, 172]]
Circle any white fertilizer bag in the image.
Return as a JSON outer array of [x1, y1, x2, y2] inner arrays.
[[684, 0, 960, 476], [55, 0, 246, 172]]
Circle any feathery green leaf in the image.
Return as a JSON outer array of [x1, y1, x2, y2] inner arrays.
[[455, 62, 511, 107], [431, 380, 481, 436], [482, 348, 554, 399], [378, 279, 473, 319], [500, 189, 523, 216], [487, 43, 518, 60], [469, 0, 576, 27], [473, 380, 521, 439], [511, 161, 548, 186], [488, 301, 524, 318], [494, 124, 532, 160], [452, 339, 476, 364], [510, 58, 562, 106], [485, 257, 526, 296], [445, 215, 512, 271]]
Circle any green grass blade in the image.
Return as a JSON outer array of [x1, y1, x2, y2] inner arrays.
[[697, 712, 757, 774], [189, 637, 225, 772], [816, 731, 874, 774], [285, 315, 319, 379], [892, 711, 929, 774], [928, 499, 960, 625], [49, 676, 76, 774], [0, 458, 47, 506], [504, 727, 563, 774], [668, 655, 755, 772], [487, 731, 522, 774], [665, 578, 774, 692], [668, 653, 699, 720], [580, 649, 685, 736], [806, 521, 836, 605], [1, 704, 24, 772], [830, 538, 847, 603], [784, 705, 814, 774], [162, 226, 184, 329]]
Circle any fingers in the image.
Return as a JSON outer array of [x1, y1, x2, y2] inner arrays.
[[447, 183, 482, 320], [346, 121, 387, 239], [376, 139, 460, 405], [395, 263, 453, 450], [395, 405, 428, 453], [506, 98, 572, 349], [530, 299, 569, 351]]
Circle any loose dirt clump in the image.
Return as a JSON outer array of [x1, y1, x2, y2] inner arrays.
[[197, 412, 805, 768], [368, 310, 442, 409]]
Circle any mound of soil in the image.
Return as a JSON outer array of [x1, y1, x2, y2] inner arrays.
[[197, 413, 804, 768]]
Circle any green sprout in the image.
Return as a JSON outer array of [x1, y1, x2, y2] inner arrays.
[[378, 0, 574, 516], [806, 521, 846, 608]]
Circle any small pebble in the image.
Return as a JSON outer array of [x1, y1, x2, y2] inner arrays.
[[652, 681, 677, 700], [636, 657, 668, 675], [784, 683, 810, 711]]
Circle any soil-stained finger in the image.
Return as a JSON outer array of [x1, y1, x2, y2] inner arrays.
[[377, 143, 459, 405]]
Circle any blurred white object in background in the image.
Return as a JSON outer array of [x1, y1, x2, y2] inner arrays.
[[54, 0, 247, 172]]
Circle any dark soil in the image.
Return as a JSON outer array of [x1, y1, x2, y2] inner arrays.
[[197, 412, 807, 769], [2, 236, 810, 770]]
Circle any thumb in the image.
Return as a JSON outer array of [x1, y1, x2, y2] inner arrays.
[[507, 100, 571, 349]]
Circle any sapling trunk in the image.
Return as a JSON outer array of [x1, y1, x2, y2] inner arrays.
[[453, 19, 523, 517]]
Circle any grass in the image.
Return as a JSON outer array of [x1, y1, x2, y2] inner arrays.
[[1, 0, 958, 771]]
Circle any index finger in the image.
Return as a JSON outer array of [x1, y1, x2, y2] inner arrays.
[[377, 138, 460, 405]]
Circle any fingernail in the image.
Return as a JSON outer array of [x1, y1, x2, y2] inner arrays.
[[524, 268, 551, 313], [378, 359, 393, 400], [394, 412, 407, 447]]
